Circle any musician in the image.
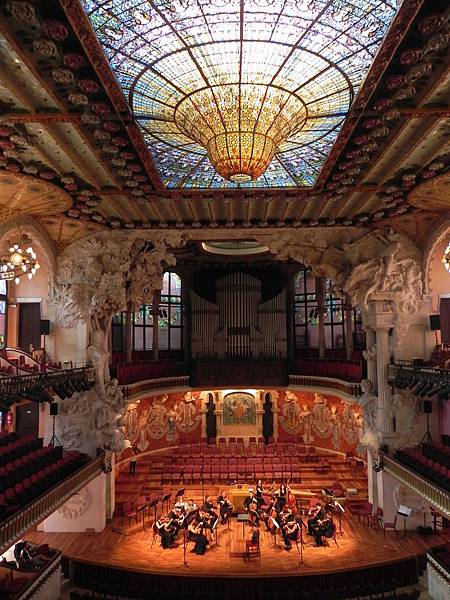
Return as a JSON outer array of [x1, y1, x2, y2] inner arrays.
[[203, 495, 219, 522], [314, 512, 334, 546], [281, 514, 302, 550], [263, 495, 280, 531], [307, 502, 325, 536], [217, 490, 232, 524], [188, 517, 209, 555], [243, 488, 260, 526], [156, 515, 178, 549], [174, 496, 187, 512], [256, 479, 265, 507], [279, 479, 291, 509], [167, 506, 184, 531]]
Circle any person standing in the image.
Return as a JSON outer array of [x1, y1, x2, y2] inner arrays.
[[129, 447, 138, 476]]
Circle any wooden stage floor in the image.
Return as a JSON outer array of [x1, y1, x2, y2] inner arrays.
[[27, 511, 449, 580]]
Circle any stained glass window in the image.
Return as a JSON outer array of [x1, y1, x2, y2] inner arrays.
[[112, 272, 183, 354], [83, 0, 398, 188]]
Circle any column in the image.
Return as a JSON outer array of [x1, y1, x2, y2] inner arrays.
[[344, 298, 354, 360], [181, 271, 192, 364], [365, 327, 377, 392], [315, 277, 326, 359], [152, 290, 160, 362], [375, 327, 393, 433], [124, 310, 132, 363]]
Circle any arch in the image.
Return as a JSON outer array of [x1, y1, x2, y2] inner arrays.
[[422, 213, 450, 297]]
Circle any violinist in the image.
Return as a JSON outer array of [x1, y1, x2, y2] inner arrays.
[[167, 506, 184, 532], [203, 495, 219, 522], [188, 517, 209, 555], [314, 511, 334, 546], [279, 479, 291, 509], [244, 488, 260, 526], [281, 514, 302, 551], [217, 490, 233, 524], [174, 496, 187, 512], [156, 515, 178, 549], [307, 502, 325, 536]]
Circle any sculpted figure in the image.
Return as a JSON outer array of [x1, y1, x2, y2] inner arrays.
[[357, 379, 381, 457]]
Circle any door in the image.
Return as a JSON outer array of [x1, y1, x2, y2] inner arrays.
[[18, 302, 41, 352]]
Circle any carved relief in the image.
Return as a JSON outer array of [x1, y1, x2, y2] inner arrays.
[[58, 487, 92, 520]]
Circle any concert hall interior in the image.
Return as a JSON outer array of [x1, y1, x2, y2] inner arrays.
[[0, 0, 449, 599]]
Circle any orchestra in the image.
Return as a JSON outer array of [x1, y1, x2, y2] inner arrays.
[[152, 479, 335, 556]]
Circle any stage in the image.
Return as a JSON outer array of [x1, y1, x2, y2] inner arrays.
[[27, 508, 447, 580]]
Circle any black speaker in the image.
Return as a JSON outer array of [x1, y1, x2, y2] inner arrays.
[[429, 315, 441, 331], [40, 319, 50, 335], [49, 402, 58, 416], [423, 400, 432, 414]]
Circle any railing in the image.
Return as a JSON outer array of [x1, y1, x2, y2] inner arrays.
[[0, 366, 95, 398], [192, 359, 288, 387], [290, 358, 363, 382], [388, 363, 450, 384], [289, 374, 361, 398], [116, 360, 186, 385], [0, 455, 104, 555], [382, 455, 450, 519], [19, 552, 61, 600], [123, 375, 190, 399]]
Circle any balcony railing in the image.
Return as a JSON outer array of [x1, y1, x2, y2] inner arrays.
[[123, 375, 190, 399], [382, 454, 450, 519], [0, 454, 104, 555], [19, 552, 61, 600], [289, 374, 361, 398]]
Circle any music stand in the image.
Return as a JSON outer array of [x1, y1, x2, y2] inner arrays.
[[161, 493, 172, 512], [224, 506, 233, 532], [397, 505, 412, 539], [269, 517, 282, 549], [175, 488, 185, 498], [210, 516, 220, 548], [177, 529, 191, 570], [147, 498, 158, 530], [333, 500, 345, 536]]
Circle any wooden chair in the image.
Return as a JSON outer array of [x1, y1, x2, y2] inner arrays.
[[123, 502, 138, 527], [369, 507, 383, 530], [244, 529, 261, 562], [382, 514, 397, 537], [320, 521, 339, 548]]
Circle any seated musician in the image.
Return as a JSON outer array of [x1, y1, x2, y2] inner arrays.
[[281, 504, 295, 525], [188, 517, 209, 555], [263, 495, 280, 531], [167, 506, 184, 532], [203, 495, 219, 522], [156, 515, 178, 549], [217, 490, 232, 524], [174, 496, 187, 512], [307, 502, 325, 536], [243, 488, 260, 526], [282, 515, 302, 551], [314, 511, 334, 547]]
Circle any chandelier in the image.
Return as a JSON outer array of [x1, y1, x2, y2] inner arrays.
[[0, 235, 40, 284], [175, 85, 307, 182], [442, 243, 450, 273]]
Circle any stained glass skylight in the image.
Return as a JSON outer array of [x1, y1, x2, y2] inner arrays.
[[83, 0, 399, 189]]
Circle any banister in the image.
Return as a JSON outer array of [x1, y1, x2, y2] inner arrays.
[[382, 454, 450, 519], [289, 374, 361, 398], [0, 454, 104, 555]]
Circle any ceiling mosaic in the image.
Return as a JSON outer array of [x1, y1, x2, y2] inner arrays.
[[82, 0, 399, 189]]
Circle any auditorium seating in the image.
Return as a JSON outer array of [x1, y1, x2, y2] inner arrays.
[[0, 433, 88, 520], [394, 445, 450, 491], [290, 359, 362, 382], [116, 360, 185, 385]]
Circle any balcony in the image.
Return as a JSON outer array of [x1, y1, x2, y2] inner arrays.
[[0, 455, 104, 555], [382, 454, 450, 519]]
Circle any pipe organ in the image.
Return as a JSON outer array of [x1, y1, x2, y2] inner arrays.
[[191, 272, 287, 359]]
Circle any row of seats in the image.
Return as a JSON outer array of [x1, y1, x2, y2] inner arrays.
[[0, 447, 87, 521], [0, 445, 62, 492], [0, 435, 42, 467], [395, 448, 450, 491], [179, 437, 313, 458], [422, 442, 450, 468]]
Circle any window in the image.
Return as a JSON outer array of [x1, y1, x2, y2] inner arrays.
[[112, 272, 183, 353], [293, 269, 362, 351]]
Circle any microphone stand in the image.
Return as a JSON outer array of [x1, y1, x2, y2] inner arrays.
[[177, 529, 190, 569]]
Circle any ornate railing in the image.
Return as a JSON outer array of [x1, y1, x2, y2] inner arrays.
[[20, 552, 62, 600], [289, 374, 361, 398], [123, 375, 190, 399], [0, 366, 95, 399], [0, 455, 104, 555], [388, 363, 450, 387], [383, 455, 450, 519]]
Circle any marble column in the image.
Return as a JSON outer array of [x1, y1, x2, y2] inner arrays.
[[344, 299, 354, 360], [365, 327, 377, 392], [375, 327, 393, 433], [152, 290, 160, 361], [315, 277, 326, 359]]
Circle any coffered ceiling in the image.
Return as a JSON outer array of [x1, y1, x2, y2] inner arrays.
[[0, 0, 448, 245]]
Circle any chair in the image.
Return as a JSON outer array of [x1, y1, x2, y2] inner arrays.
[[369, 506, 383, 529], [382, 514, 397, 537], [244, 528, 261, 562], [123, 502, 138, 527], [319, 521, 339, 548]]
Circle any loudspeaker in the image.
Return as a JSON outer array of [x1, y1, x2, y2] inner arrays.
[[40, 319, 50, 335], [423, 400, 432, 414], [380, 444, 389, 454], [429, 315, 441, 331], [49, 402, 58, 416]]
